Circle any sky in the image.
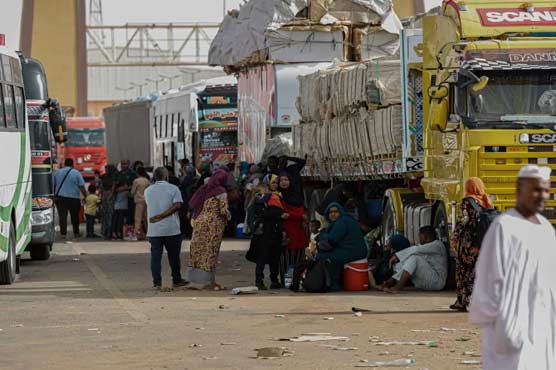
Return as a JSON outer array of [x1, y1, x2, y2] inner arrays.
[[1, 0, 242, 49], [2, 0, 443, 50], [1, 0, 441, 50]]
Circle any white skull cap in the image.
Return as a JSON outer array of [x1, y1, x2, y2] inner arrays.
[[517, 164, 552, 181]]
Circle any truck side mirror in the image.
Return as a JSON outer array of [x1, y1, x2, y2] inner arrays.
[[45, 98, 67, 143], [428, 84, 449, 131], [428, 85, 449, 99], [471, 76, 489, 93], [430, 99, 449, 131]]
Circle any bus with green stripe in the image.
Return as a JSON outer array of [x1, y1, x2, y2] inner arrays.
[[0, 40, 32, 284]]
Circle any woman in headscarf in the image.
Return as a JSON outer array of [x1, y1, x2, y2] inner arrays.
[[450, 177, 494, 311], [316, 203, 368, 291], [195, 162, 212, 190], [187, 170, 231, 290], [278, 173, 308, 285]]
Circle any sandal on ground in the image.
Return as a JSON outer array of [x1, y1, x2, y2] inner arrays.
[[450, 301, 465, 310]]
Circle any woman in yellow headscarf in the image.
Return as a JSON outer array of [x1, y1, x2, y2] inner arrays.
[[450, 177, 494, 311]]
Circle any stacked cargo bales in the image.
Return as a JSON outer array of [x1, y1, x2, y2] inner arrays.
[[209, 0, 401, 163], [294, 59, 403, 179]]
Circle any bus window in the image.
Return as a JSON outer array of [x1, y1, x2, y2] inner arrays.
[[0, 86, 5, 128], [174, 113, 180, 137], [2, 84, 16, 129], [2, 55, 11, 82], [14, 86, 24, 129], [170, 113, 175, 137]]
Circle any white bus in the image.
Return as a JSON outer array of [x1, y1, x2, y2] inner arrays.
[[0, 42, 32, 284]]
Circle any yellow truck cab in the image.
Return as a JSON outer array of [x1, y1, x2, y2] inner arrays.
[[419, 0, 556, 246]]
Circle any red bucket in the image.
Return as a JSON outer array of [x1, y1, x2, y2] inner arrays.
[[343, 259, 370, 291]]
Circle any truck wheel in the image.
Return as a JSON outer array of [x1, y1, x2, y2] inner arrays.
[[381, 198, 396, 244], [433, 203, 449, 246], [30, 244, 51, 261], [0, 222, 17, 284], [433, 203, 455, 289]]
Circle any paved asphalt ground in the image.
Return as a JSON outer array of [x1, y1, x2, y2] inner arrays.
[[1, 238, 482, 370]]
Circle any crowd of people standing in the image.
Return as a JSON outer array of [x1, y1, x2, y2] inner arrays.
[[54, 156, 538, 306]]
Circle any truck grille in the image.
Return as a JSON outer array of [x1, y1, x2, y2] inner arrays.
[[27, 105, 49, 119], [479, 146, 556, 224]]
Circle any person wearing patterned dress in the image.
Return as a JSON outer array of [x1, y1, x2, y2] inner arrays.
[[450, 177, 494, 311], [187, 170, 231, 290]]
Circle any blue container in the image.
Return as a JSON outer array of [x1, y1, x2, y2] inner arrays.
[[235, 223, 245, 239]]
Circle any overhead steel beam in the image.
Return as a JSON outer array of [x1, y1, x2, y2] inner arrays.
[[87, 23, 217, 67], [87, 62, 211, 67]]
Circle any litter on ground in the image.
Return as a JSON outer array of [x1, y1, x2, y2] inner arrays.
[[355, 358, 416, 367], [288, 335, 350, 342], [461, 360, 482, 365], [320, 344, 358, 351], [254, 347, 293, 359], [374, 341, 436, 347], [231, 286, 258, 295]]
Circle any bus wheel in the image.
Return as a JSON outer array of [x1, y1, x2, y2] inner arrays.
[[0, 222, 17, 284], [30, 244, 51, 261]]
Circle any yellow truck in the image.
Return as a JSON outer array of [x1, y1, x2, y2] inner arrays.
[[295, 0, 556, 286], [416, 0, 556, 240]]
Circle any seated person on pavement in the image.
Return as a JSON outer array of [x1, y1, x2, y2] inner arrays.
[[379, 226, 447, 293], [315, 203, 368, 291]]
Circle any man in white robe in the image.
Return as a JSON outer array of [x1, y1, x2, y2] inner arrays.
[[470, 164, 556, 370], [381, 226, 448, 292]]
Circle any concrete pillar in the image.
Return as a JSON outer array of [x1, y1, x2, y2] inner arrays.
[[20, 0, 87, 116]]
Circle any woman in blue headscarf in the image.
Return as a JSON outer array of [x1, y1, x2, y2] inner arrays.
[[316, 202, 368, 291]]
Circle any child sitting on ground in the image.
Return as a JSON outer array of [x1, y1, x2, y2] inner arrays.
[[306, 220, 321, 260], [245, 184, 284, 290], [84, 184, 101, 238]]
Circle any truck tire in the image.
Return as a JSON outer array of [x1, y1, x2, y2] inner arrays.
[[433, 203, 455, 290], [381, 197, 396, 244], [0, 222, 17, 284], [432, 203, 449, 246], [30, 243, 51, 261]]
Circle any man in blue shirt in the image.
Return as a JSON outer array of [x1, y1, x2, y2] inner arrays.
[[145, 167, 188, 289], [54, 158, 87, 239]]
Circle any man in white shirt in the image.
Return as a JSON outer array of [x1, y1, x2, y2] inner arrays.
[[144, 167, 188, 289], [470, 164, 556, 370]]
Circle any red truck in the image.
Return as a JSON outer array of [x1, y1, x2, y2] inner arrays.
[[57, 117, 107, 180]]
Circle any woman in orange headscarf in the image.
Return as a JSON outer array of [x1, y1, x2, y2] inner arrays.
[[450, 177, 494, 311]]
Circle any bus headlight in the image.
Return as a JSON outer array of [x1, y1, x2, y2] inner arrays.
[[32, 208, 53, 226]]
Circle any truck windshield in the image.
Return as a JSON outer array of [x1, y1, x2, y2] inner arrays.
[[67, 128, 105, 147], [29, 121, 52, 151], [463, 70, 556, 127]]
